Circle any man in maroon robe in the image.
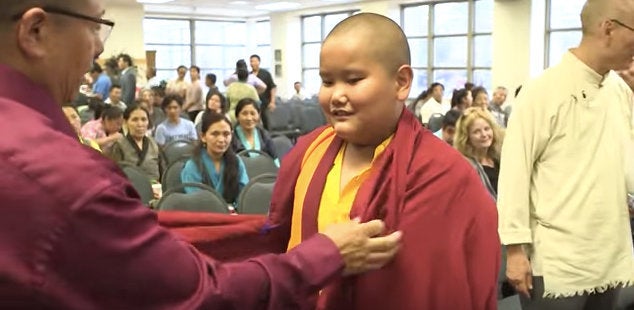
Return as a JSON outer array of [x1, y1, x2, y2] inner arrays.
[[0, 0, 402, 308]]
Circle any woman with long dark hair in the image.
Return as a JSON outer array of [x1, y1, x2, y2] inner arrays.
[[194, 90, 229, 131], [450, 88, 473, 112], [180, 111, 249, 204]]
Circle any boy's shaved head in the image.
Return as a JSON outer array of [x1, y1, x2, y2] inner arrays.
[[324, 13, 411, 74], [318, 13, 413, 147]]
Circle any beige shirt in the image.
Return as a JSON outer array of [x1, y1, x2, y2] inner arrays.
[[498, 51, 634, 298], [185, 80, 204, 112], [166, 78, 189, 98]]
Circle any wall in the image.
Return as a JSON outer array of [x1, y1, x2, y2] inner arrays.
[[492, 0, 532, 93], [102, 0, 555, 98], [269, 0, 404, 97], [103, 2, 146, 61]]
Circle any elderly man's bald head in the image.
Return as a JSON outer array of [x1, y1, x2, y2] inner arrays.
[[581, 0, 634, 35], [2, 0, 77, 19], [323, 13, 411, 75]]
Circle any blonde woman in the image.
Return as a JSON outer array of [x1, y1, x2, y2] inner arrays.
[[454, 107, 503, 198]]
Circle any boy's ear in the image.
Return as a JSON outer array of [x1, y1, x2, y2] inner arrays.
[[395, 65, 413, 101]]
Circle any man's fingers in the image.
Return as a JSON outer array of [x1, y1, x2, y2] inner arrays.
[[515, 282, 531, 299], [365, 231, 402, 251], [526, 272, 533, 290], [359, 219, 386, 237], [365, 245, 400, 265]]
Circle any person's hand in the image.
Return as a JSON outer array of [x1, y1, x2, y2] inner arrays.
[[321, 219, 402, 276], [110, 132, 123, 141], [618, 58, 634, 91], [268, 103, 276, 111], [506, 245, 533, 298]]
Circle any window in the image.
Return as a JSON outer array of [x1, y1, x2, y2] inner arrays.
[[194, 20, 248, 93], [144, 18, 191, 83], [254, 20, 272, 70], [300, 11, 357, 95], [144, 18, 249, 92], [401, 0, 493, 98], [545, 0, 585, 67]]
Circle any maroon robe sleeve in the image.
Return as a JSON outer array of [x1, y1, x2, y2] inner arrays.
[[464, 191, 500, 310], [43, 183, 343, 309]]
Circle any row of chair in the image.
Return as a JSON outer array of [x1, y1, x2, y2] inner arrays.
[[162, 135, 294, 168], [121, 161, 276, 215], [266, 99, 328, 140], [155, 173, 276, 215], [161, 148, 279, 192]]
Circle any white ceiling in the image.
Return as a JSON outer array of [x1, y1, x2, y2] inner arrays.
[[109, 0, 366, 18]]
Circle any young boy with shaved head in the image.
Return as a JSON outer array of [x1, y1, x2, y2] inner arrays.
[[264, 12, 500, 309], [499, 0, 634, 308]]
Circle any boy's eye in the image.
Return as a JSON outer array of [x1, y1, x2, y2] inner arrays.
[[347, 77, 363, 84], [321, 80, 333, 86]]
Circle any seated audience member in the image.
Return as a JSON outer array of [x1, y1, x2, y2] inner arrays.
[[61, 103, 100, 151], [205, 73, 219, 101], [464, 82, 475, 91], [145, 67, 160, 90], [154, 94, 198, 147], [232, 98, 278, 162], [450, 88, 472, 111], [223, 59, 266, 94], [503, 85, 522, 125], [80, 105, 124, 153], [416, 82, 447, 124], [108, 105, 161, 181], [488, 86, 508, 127], [433, 109, 462, 145], [471, 86, 490, 110], [181, 112, 249, 204], [104, 84, 127, 111], [453, 107, 503, 198], [149, 86, 167, 130], [226, 68, 260, 123], [264, 13, 500, 309], [195, 91, 229, 131], [289, 81, 308, 100]]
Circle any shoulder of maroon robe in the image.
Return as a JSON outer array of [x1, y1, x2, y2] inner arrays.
[[315, 110, 501, 310]]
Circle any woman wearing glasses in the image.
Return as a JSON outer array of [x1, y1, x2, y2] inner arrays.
[[453, 107, 504, 199], [180, 111, 249, 205]]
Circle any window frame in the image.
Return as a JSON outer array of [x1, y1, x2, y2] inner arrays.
[[401, 0, 493, 96], [544, 0, 583, 68], [300, 10, 358, 95], [143, 17, 249, 91], [254, 19, 272, 70]]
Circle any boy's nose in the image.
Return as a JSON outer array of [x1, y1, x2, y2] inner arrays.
[[331, 88, 348, 106]]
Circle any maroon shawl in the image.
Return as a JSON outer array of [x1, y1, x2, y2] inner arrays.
[[159, 109, 500, 309]]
